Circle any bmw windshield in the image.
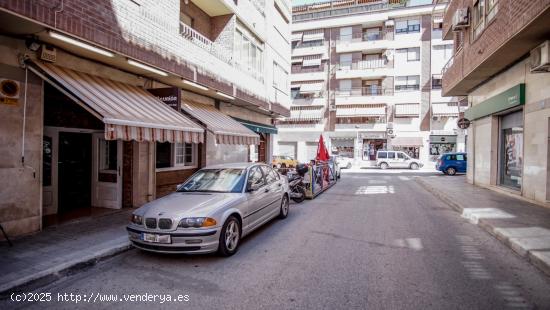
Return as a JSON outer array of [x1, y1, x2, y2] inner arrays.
[[177, 168, 246, 193]]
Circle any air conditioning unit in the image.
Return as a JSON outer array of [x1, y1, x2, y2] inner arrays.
[[329, 104, 337, 111], [530, 41, 550, 73], [452, 8, 469, 31]]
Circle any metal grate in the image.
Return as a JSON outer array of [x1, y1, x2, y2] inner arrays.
[[158, 219, 173, 230], [145, 218, 157, 229]]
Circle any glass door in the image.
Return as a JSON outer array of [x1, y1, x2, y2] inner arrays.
[[92, 134, 122, 208]]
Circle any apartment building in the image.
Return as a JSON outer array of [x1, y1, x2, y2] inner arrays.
[[275, 0, 464, 165], [0, 0, 290, 237], [441, 0, 550, 204]]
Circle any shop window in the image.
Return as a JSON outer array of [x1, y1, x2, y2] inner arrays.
[[430, 143, 455, 155], [499, 111, 523, 190], [99, 140, 117, 172], [43, 136, 52, 186], [156, 142, 197, 169]]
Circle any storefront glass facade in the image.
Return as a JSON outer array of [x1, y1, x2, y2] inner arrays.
[[429, 135, 456, 159], [499, 111, 523, 190]]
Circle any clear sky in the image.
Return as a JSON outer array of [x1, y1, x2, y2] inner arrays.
[[292, 0, 433, 6]]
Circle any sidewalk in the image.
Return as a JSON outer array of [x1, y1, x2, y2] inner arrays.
[[416, 175, 550, 277], [0, 209, 133, 296]]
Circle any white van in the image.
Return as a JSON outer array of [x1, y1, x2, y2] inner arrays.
[[376, 151, 423, 170]]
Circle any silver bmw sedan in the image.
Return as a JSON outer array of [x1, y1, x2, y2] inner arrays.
[[127, 162, 290, 256]]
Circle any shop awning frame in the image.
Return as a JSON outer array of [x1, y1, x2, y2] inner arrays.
[[390, 136, 424, 147], [29, 62, 204, 143], [181, 101, 260, 145], [233, 117, 278, 134]]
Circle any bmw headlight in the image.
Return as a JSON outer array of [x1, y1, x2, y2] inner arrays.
[[131, 214, 143, 225], [178, 217, 217, 228]]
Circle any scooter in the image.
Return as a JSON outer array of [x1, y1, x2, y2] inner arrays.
[[288, 164, 308, 203]]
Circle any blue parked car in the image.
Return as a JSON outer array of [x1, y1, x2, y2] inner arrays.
[[436, 152, 467, 175]]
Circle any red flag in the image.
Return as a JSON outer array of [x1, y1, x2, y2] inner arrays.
[[316, 135, 329, 161]]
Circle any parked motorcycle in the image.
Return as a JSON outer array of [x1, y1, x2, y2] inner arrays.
[[288, 164, 308, 203]]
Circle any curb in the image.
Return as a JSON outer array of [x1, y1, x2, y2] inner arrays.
[[415, 177, 550, 277], [0, 240, 132, 298]]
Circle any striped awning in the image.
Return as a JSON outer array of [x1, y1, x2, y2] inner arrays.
[[30, 62, 204, 143], [300, 83, 323, 93], [395, 103, 420, 117], [288, 106, 325, 121], [181, 101, 259, 145], [302, 31, 324, 42], [302, 58, 322, 67], [336, 105, 386, 117], [432, 103, 460, 116], [291, 32, 303, 41]]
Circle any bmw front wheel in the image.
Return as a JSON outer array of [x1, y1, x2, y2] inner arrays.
[[218, 216, 241, 257]]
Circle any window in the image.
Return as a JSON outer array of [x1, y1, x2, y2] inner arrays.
[[406, 47, 420, 61], [100, 140, 117, 172], [387, 151, 396, 159], [273, 62, 289, 93], [447, 155, 457, 161], [234, 28, 264, 80], [156, 142, 197, 169], [486, 0, 499, 22], [339, 26, 352, 41], [179, 12, 193, 27], [456, 154, 465, 161], [395, 76, 420, 91], [339, 79, 352, 95], [472, 0, 486, 40], [432, 74, 442, 89], [378, 152, 387, 159], [247, 166, 266, 189], [396, 19, 420, 34], [262, 166, 279, 183], [397, 152, 405, 159], [339, 53, 352, 68]]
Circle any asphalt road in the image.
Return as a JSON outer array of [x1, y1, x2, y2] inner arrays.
[[6, 172, 550, 310]]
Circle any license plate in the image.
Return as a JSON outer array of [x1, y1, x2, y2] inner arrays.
[[141, 233, 171, 244]]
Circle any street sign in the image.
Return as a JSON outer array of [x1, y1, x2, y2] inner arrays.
[[457, 118, 471, 129]]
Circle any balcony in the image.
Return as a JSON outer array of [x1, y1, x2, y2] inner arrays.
[[336, 30, 392, 53], [292, 0, 406, 22], [335, 59, 393, 79], [179, 22, 232, 64], [292, 92, 328, 106], [335, 87, 393, 105], [441, 0, 550, 96]]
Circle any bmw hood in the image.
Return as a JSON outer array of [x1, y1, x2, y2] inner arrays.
[[134, 192, 242, 220]]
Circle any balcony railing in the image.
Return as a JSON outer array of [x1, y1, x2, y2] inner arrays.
[[394, 85, 420, 91], [336, 87, 393, 96], [292, 92, 326, 100], [336, 30, 390, 43], [292, 64, 326, 74], [292, 0, 406, 22], [179, 22, 232, 65], [336, 59, 388, 70]]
